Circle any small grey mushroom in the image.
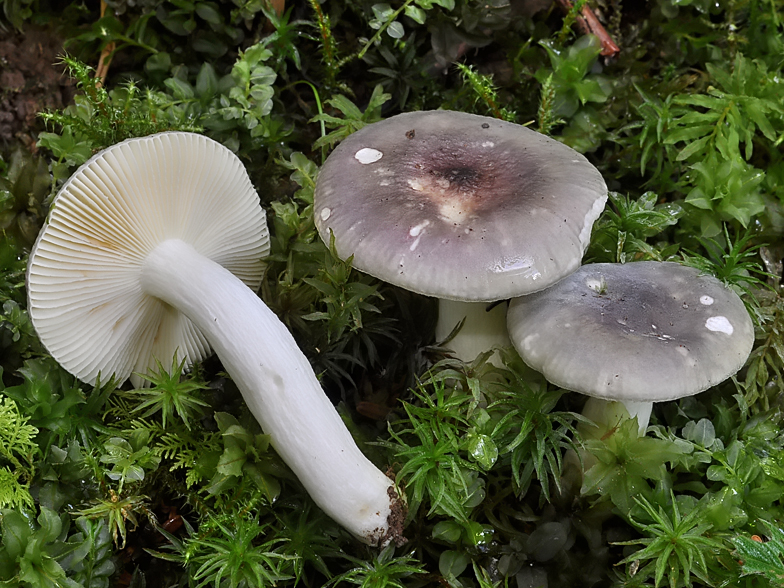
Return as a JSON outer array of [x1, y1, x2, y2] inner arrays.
[[507, 261, 755, 433], [315, 110, 607, 361]]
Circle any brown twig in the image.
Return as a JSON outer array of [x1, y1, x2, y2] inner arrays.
[[554, 0, 620, 57], [262, 0, 286, 33], [95, 0, 115, 86]]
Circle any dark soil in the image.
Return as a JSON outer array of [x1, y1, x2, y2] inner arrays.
[[0, 25, 74, 151]]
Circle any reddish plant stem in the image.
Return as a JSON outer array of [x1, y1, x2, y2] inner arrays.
[[95, 0, 115, 86], [555, 0, 620, 57]]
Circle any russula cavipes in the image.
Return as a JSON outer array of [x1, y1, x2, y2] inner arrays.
[[314, 110, 607, 361], [507, 261, 755, 433], [26, 131, 403, 545]]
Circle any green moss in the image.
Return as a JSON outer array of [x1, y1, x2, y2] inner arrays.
[[2, 0, 784, 585]]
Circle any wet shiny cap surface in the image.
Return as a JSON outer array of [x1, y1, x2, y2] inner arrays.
[[314, 110, 608, 301], [507, 261, 755, 401]]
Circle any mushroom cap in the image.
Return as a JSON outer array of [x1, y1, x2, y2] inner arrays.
[[314, 110, 607, 302], [507, 261, 755, 402], [27, 132, 269, 386]]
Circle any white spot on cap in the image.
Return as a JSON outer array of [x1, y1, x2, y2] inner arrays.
[[320, 208, 331, 221], [481, 141, 495, 148], [409, 220, 430, 251], [407, 178, 424, 191], [677, 346, 689, 357], [700, 295, 714, 305], [705, 315, 734, 335], [355, 148, 383, 164], [491, 256, 541, 280], [438, 202, 471, 224], [409, 220, 430, 237], [586, 277, 605, 292]]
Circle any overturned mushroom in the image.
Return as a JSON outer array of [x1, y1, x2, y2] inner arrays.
[[314, 110, 607, 362], [507, 261, 755, 433], [26, 132, 403, 545]]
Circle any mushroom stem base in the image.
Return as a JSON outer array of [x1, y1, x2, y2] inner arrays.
[[141, 238, 403, 545]]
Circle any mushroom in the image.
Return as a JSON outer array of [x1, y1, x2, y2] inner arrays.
[[314, 110, 607, 362], [26, 132, 403, 545], [506, 261, 755, 434]]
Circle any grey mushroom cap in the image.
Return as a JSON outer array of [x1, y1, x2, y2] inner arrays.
[[507, 261, 755, 402], [314, 110, 607, 302]]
